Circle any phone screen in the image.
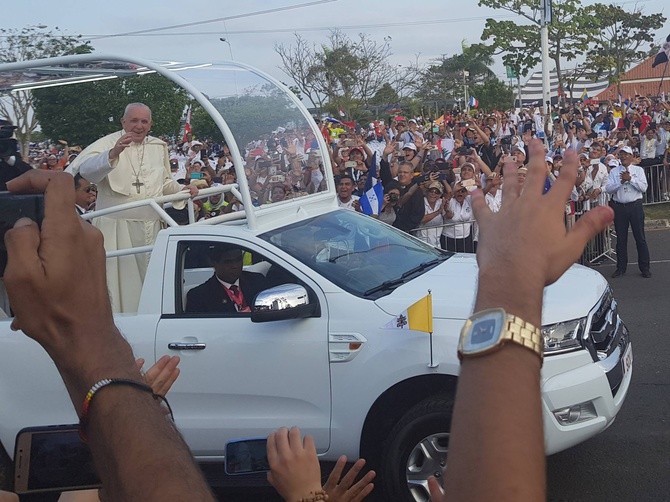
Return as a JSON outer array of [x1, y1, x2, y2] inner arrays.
[[225, 438, 269, 474], [190, 172, 203, 180], [14, 427, 100, 494]]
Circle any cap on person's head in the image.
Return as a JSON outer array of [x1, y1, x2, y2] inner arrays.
[[608, 158, 620, 168], [518, 166, 528, 174], [402, 143, 417, 152], [348, 147, 364, 156], [191, 140, 203, 147], [512, 145, 525, 154], [408, 119, 417, 124], [545, 156, 554, 164], [579, 153, 589, 159], [427, 181, 444, 193], [620, 146, 633, 155]]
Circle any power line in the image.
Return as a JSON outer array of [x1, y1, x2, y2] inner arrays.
[[81, 15, 518, 39], [87, 0, 339, 40]]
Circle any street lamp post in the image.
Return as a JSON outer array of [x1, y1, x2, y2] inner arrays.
[[219, 38, 234, 60]]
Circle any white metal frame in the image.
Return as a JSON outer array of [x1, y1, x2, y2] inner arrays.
[[0, 53, 337, 258]]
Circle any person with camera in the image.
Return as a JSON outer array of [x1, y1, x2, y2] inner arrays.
[[0, 119, 31, 191], [377, 180, 401, 226], [415, 181, 447, 247]]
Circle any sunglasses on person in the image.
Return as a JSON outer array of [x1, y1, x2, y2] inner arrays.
[[79, 185, 98, 193], [427, 188, 442, 194]]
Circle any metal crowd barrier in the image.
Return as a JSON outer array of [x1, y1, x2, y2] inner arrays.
[[641, 163, 669, 205], [411, 192, 617, 266]]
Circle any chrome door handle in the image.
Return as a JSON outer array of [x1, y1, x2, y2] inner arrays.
[[168, 342, 206, 350]]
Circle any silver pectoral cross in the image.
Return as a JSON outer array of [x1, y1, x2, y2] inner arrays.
[[132, 177, 144, 194]]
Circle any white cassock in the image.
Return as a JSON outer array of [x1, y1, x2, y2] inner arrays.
[[67, 130, 185, 313]]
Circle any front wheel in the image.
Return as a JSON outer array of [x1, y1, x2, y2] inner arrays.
[[380, 394, 453, 502]]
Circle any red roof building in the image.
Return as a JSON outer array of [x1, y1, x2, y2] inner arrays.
[[593, 55, 670, 101]]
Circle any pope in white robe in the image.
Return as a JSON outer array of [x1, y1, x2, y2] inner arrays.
[[68, 103, 195, 313]]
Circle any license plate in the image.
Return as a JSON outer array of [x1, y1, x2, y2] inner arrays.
[[622, 343, 633, 376]]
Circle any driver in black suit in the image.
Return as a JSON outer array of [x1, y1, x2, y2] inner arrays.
[[185, 244, 267, 314]]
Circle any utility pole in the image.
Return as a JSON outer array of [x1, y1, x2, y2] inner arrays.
[[463, 70, 470, 113], [540, 0, 553, 140]]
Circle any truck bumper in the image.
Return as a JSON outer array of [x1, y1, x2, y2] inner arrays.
[[541, 321, 632, 455]]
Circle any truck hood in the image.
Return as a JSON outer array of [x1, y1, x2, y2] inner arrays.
[[374, 253, 608, 325]]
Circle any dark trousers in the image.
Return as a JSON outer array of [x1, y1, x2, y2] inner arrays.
[[441, 234, 475, 253], [612, 200, 650, 273]]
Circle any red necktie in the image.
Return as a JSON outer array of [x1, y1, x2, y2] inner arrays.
[[227, 285, 250, 312]]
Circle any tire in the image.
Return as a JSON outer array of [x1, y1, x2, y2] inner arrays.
[[379, 394, 453, 502]]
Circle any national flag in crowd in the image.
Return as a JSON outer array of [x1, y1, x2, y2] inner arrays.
[[384, 292, 433, 333], [360, 153, 384, 216], [468, 96, 479, 109], [182, 105, 192, 143], [651, 34, 670, 68], [580, 88, 589, 101]]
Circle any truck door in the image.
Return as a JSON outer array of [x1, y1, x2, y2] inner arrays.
[[155, 238, 331, 458]]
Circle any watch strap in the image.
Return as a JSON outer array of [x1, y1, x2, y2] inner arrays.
[[501, 314, 544, 361]]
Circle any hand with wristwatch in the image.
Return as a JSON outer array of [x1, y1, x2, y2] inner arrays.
[[429, 140, 614, 502]]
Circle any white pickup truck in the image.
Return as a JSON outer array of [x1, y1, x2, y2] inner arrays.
[[0, 55, 632, 501]]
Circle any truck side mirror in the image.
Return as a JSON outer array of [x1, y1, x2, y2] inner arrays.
[[250, 284, 317, 323]]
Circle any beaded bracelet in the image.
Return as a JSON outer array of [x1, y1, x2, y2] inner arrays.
[[296, 490, 329, 502], [79, 378, 173, 441]]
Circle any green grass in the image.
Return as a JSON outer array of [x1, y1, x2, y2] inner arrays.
[[644, 202, 670, 220]]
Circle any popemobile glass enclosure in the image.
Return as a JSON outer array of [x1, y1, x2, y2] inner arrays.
[[0, 55, 336, 231]]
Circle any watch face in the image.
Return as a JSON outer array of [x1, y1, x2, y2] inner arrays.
[[471, 318, 496, 344], [460, 309, 506, 355]]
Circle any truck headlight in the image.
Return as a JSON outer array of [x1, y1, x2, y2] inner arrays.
[[542, 318, 584, 354]]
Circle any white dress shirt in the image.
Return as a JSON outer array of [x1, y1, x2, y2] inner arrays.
[[605, 164, 648, 203], [442, 197, 473, 239]]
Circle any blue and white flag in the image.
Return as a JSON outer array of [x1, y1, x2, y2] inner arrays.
[[360, 152, 383, 215], [360, 183, 384, 215]]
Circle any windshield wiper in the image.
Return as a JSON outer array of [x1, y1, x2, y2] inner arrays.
[[363, 258, 443, 297], [363, 277, 407, 297], [401, 258, 441, 279]]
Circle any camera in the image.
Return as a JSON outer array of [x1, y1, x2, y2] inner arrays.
[[500, 136, 512, 145], [388, 193, 399, 202]]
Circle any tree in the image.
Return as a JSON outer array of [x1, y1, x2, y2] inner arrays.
[[275, 30, 396, 114], [416, 44, 495, 110], [205, 83, 308, 148], [479, 0, 595, 91], [582, 4, 665, 91], [470, 78, 514, 111], [0, 26, 93, 154], [32, 74, 189, 146]]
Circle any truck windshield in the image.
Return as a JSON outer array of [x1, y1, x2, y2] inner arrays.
[[260, 210, 451, 299]]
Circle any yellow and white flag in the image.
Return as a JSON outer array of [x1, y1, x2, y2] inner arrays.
[[384, 293, 433, 333]]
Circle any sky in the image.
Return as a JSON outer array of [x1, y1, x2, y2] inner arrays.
[[6, 0, 670, 87]]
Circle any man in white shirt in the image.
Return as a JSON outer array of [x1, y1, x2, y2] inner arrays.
[[336, 174, 360, 211], [605, 146, 651, 278]]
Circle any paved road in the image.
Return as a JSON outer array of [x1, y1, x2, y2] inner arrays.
[[217, 229, 670, 502], [547, 227, 670, 502]]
